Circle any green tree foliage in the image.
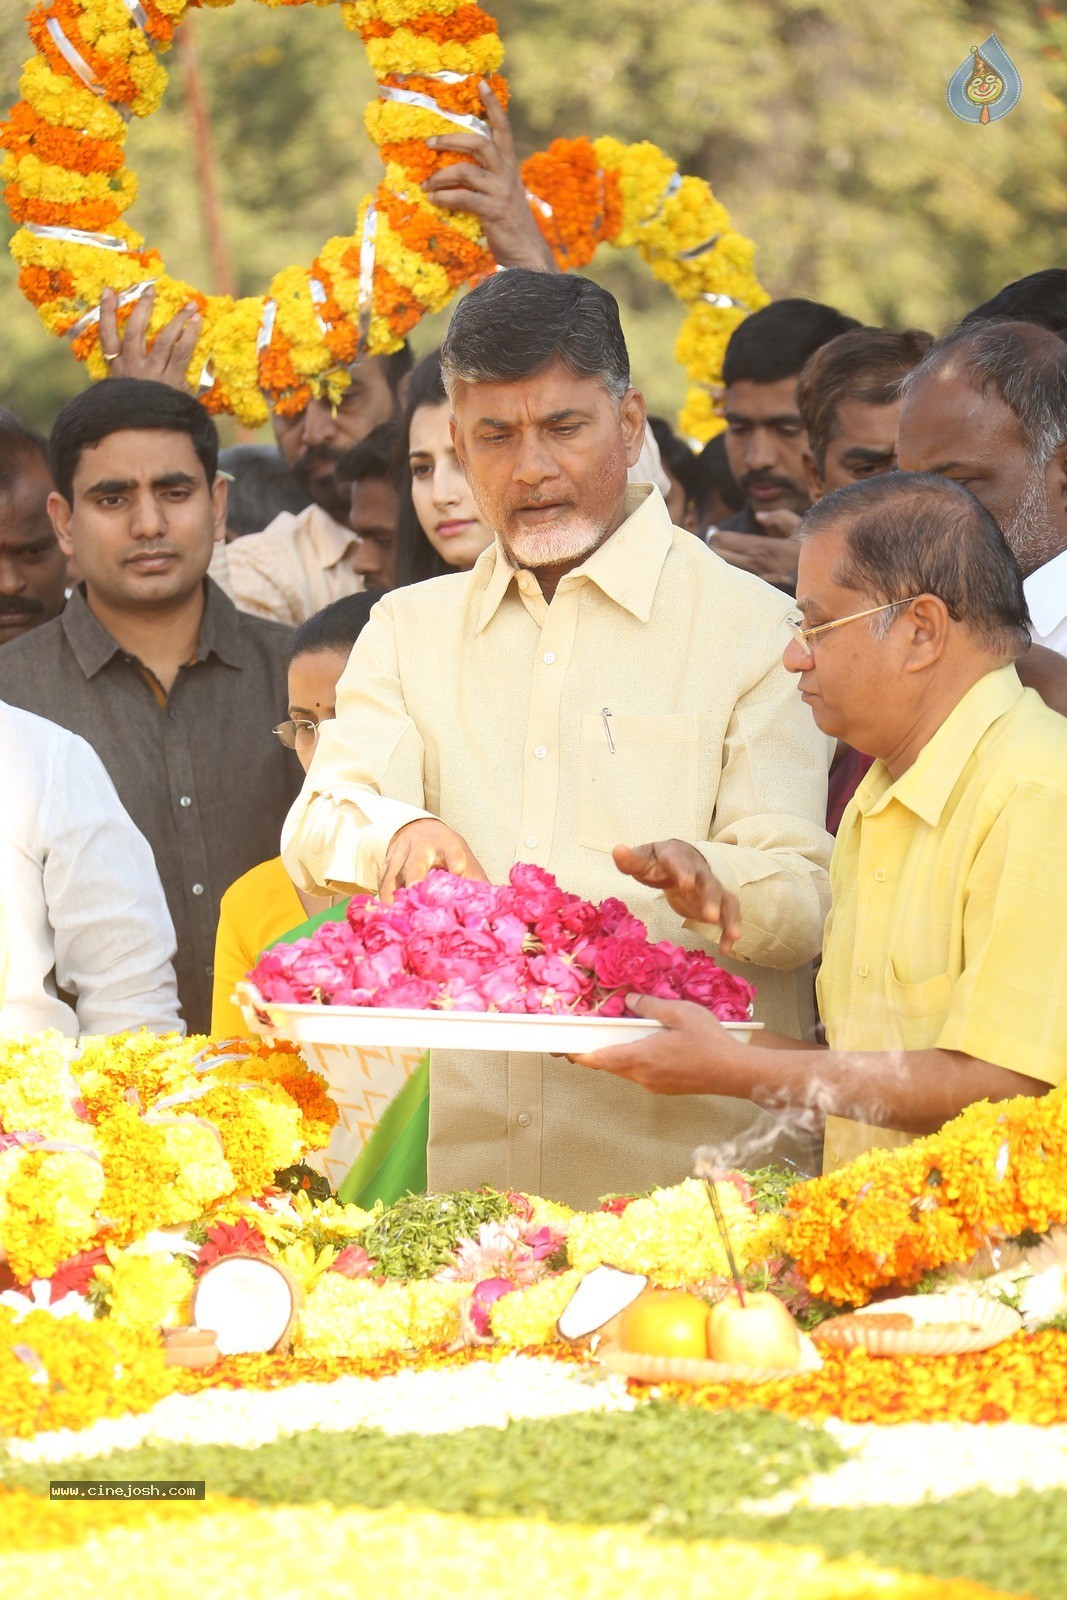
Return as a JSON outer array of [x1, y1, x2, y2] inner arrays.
[[2, 1, 1066, 434]]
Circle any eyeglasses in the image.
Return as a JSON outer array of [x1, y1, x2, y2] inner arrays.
[[273, 718, 319, 751], [786, 596, 925, 658]]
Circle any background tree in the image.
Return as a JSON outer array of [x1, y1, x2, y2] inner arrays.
[[2, 0, 1066, 434]]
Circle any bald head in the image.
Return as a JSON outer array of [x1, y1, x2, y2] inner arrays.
[[897, 319, 1067, 575]]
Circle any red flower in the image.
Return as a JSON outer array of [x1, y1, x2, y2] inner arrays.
[[330, 1245, 377, 1279], [48, 1246, 108, 1301], [193, 1219, 269, 1276]]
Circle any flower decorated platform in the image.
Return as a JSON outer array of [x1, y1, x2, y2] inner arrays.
[[3, 1031, 1067, 1596]]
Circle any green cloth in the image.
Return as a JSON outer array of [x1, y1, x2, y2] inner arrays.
[[336, 1052, 430, 1208], [267, 901, 429, 1207]]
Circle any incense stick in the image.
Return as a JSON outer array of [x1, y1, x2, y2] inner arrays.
[[701, 1175, 746, 1307]]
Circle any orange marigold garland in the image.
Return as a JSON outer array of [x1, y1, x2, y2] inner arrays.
[[3, 0, 764, 437], [786, 1083, 1067, 1306]]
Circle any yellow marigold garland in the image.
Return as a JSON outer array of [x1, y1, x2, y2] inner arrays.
[[786, 1082, 1067, 1306], [3, 0, 764, 438], [0, 1306, 175, 1439], [0, 1032, 336, 1279]]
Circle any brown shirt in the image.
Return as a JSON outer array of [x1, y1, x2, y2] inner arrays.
[[0, 581, 302, 1033]]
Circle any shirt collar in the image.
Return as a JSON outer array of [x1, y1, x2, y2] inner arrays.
[[1023, 546, 1067, 641], [475, 483, 672, 633], [60, 578, 246, 679], [856, 664, 1024, 827], [305, 504, 359, 571]]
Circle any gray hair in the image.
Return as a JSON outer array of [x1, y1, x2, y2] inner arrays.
[[800, 472, 1031, 655], [901, 318, 1067, 468], [440, 269, 630, 403]]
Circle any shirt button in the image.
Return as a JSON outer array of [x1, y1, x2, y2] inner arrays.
[[205, 965, 214, 978], [857, 964, 869, 980], [168, 708, 179, 721], [524, 835, 538, 849], [192, 882, 205, 896], [542, 651, 556, 664], [534, 745, 548, 759], [179, 795, 192, 809], [517, 1113, 531, 1127], [873, 868, 886, 882]]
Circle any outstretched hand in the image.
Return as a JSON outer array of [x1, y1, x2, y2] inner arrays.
[[421, 80, 557, 272], [99, 284, 202, 392], [612, 841, 742, 957], [378, 818, 489, 905]]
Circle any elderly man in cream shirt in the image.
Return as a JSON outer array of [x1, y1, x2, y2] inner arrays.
[[284, 271, 833, 1208]]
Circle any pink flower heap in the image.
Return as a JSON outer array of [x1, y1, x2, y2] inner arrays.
[[250, 864, 755, 1020]]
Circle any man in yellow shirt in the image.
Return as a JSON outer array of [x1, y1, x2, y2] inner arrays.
[[283, 269, 833, 1206], [576, 472, 1067, 1165]]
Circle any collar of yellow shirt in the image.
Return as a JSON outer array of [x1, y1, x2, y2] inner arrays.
[[852, 663, 1023, 828], [475, 482, 668, 632]]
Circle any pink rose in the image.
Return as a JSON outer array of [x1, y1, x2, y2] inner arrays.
[[587, 938, 663, 994], [527, 952, 595, 1006], [371, 974, 440, 1010]]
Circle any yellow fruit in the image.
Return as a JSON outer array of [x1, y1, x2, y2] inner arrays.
[[705, 1289, 800, 1369], [618, 1288, 710, 1358]]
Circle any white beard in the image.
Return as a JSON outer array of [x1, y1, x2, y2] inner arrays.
[[500, 509, 609, 570], [1002, 469, 1066, 575]]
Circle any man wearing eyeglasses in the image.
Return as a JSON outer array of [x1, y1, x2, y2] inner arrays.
[[574, 471, 1067, 1168]]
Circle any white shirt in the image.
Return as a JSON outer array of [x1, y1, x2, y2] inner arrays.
[[0, 702, 184, 1038], [1024, 547, 1067, 656]]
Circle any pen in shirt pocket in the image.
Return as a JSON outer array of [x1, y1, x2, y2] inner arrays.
[[602, 708, 615, 754]]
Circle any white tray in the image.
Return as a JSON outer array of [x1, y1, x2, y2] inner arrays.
[[235, 981, 763, 1055]]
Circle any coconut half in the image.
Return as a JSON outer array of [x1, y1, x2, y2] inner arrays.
[[557, 1265, 648, 1342], [191, 1254, 299, 1356]]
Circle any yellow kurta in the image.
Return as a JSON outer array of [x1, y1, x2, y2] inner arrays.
[[211, 856, 305, 1037], [282, 485, 833, 1205], [818, 665, 1067, 1166]]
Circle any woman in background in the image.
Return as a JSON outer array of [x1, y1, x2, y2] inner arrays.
[[395, 348, 495, 586]]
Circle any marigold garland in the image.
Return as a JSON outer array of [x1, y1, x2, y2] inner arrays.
[[786, 1083, 1067, 1306], [3, 0, 764, 437], [0, 1306, 175, 1439]]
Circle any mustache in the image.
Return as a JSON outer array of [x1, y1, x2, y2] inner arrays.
[[738, 470, 797, 493], [0, 596, 45, 617], [292, 443, 343, 478]]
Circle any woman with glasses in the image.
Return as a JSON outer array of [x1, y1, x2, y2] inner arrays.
[[209, 592, 377, 1036]]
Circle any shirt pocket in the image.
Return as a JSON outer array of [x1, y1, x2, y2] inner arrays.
[[883, 956, 954, 1050], [577, 712, 703, 854]]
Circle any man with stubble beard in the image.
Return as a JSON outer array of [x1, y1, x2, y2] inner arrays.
[[0, 411, 68, 650]]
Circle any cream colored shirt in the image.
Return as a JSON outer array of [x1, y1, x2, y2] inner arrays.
[[209, 504, 364, 626], [283, 485, 833, 1205]]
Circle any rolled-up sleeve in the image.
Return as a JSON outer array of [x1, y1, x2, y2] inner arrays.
[[686, 625, 833, 969], [281, 599, 432, 894], [44, 741, 183, 1036]]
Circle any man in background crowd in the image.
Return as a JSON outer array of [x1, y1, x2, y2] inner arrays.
[[796, 327, 933, 499], [898, 320, 1067, 660], [963, 268, 1067, 340], [0, 379, 300, 1033], [690, 433, 744, 535], [1, 700, 182, 1038], [710, 297, 860, 590], [0, 410, 68, 649], [795, 326, 933, 827], [219, 444, 310, 542], [337, 419, 402, 594]]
